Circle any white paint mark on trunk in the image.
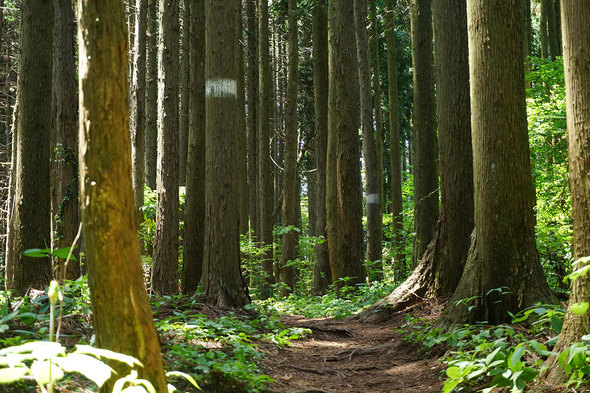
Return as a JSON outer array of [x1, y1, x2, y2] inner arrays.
[[366, 193, 380, 204], [205, 78, 237, 98]]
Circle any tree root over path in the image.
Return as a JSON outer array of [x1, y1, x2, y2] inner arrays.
[[261, 309, 443, 393]]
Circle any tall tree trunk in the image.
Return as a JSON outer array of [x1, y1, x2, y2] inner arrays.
[[258, 0, 275, 297], [279, 0, 299, 296], [540, 0, 548, 59], [246, 0, 258, 242], [543, 0, 560, 60], [130, 0, 148, 223], [151, 0, 180, 295], [145, 0, 158, 189], [178, 1, 190, 185], [354, 0, 382, 279], [5, 0, 53, 294], [385, 0, 405, 279], [237, 2, 248, 235], [183, 0, 206, 293], [369, 0, 384, 210], [202, 0, 250, 307], [441, 0, 555, 326], [544, 0, 590, 383], [410, 0, 438, 267], [311, 0, 331, 295], [326, 0, 365, 289], [77, 0, 167, 389], [52, 0, 80, 281]]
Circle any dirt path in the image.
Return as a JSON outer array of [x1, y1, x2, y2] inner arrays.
[[261, 313, 443, 393]]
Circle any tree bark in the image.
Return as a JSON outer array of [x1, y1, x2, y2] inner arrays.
[[178, 0, 190, 185], [544, 0, 590, 383], [279, 0, 299, 296], [5, 0, 53, 294], [258, 0, 275, 297], [151, 0, 180, 295], [237, 2, 249, 235], [410, 0, 438, 267], [385, 0, 405, 279], [77, 0, 167, 389], [543, 0, 560, 60], [440, 0, 555, 326], [52, 0, 80, 281], [130, 0, 148, 224], [246, 0, 258, 241], [144, 0, 158, 189], [202, 0, 250, 307], [311, 0, 331, 295], [369, 0, 384, 211], [354, 0, 382, 279], [327, 0, 365, 289], [183, 0, 206, 293]]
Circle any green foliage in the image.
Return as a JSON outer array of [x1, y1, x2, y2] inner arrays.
[[140, 185, 186, 251]]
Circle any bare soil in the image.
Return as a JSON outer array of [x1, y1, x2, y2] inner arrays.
[[261, 305, 444, 393]]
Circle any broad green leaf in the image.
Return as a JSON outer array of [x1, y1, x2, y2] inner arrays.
[[508, 345, 526, 371], [52, 246, 78, 260], [74, 345, 142, 368], [442, 379, 460, 393], [0, 366, 29, 383], [466, 368, 486, 380], [550, 315, 563, 334], [485, 347, 502, 364], [23, 248, 51, 258], [30, 360, 64, 385], [0, 341, 65, 360], [564, 258, 590, 282], [53, 354, 113, 388], [570, 302, 589, 315], [0, 310, 20, 325], [446, 366, 462, 379]]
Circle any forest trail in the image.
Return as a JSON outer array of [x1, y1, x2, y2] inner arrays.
[[261, 308, 443, 393]]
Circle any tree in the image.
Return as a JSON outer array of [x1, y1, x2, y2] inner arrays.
[[326, 0, 365, 288], [311, 0, 331, 295], [151, 0, 180, 295], [544, 0, 590, 382], [369, 0, 384, 208], [183, 0, 206, 293], [258, 0, 275, 297], [144, 0, 158, 189], [130, 0, 148, 221], [52, 0, 80, 280], [441, 0, 555, 325], [409, 0, 438, 267], [354, 0, 382, 279], [77, 0, 167, 389], [246, 0, 259, 242], [202, 0, 250, 307], [5, 0, 53, 294], [279, 0, 299, 295], [385, 0, 404, 277], [542, 0, 560, 60], [237, 2, 249, 235], [178, 1, 190, 185]]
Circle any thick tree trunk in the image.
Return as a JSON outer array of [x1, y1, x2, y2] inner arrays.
[[258, 0, 275, 297], [441, 0, 555, 326], [151, 0, 180, 295], [77, 1, 167, 389], [5, 0, 53, 294], [311, 0, 331, 295], [279, 0, 299, 296], [202, 0, 250, 307], [52, 0, 80, 281], [385, 0, 405, 279], [410, 0, 438, 267], [178, 1, 190, 185], [246, 0, 258, 241], [130, 0, 148, 223], [144, 0, 158, 189], [354, 0, 382, 279], [183, 0, 206, 293], [369, 0, 384, 211], [326, 0, 365, 289], [544, 1, 590, 383]]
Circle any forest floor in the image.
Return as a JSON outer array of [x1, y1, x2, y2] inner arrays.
[[261, 301, 444, 393]]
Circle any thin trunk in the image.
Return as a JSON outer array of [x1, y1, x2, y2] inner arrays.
[[410, 0, 438, 267], [369, 0, 384, 211], [544, 0, 559, 60], [258, 0, 274, 297], [540, 0, 549, 58], [77, 0, 167, 389], [279, 0, 299, 295], [202, 0, 250, 308], [385, 0, 404, 280], [5, 0, 53, 294], [311, 1, 331, 295], [145, 0, 158, 189], [326, 0, 365, 289], [52, 0, 80, 281], [246, 0, 258, 242], [178, 1, 190, 185], [151, 0, 180, 295], [183, 0, 206, 293], [354, 0, 382, 279], [238, 2, 249, 235]]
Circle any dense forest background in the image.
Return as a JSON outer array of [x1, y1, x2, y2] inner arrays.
[[0, 0, 588, 392]]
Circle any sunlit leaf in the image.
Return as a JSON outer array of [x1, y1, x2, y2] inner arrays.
[[0, 367, 29, 383]]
